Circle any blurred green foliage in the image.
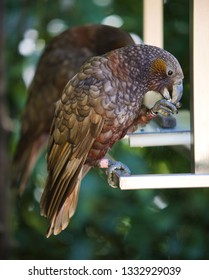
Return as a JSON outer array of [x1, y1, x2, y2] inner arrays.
[[5, 0, 209, 260]]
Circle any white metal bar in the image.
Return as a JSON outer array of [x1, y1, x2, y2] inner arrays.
[[128, 110, 191, 147], [192, 0, 209, 174], [119, 174, 209, 190], [143, 0, 163, 48], [129, 131, 190, 147]]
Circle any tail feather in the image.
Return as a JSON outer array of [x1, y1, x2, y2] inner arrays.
[[46, 177, 81, 237], [12, 135, 47, 193], [12, 143, 37, 194], [42, 165, 91, 237]]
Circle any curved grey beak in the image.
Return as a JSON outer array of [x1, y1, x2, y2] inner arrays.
[[161, 81, 183, 105], [171, 81, 183, 104]]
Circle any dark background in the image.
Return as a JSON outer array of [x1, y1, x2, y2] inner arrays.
[[1, 0, 209, 260]]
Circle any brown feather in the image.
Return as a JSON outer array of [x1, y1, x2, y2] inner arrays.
[[40, 82, 104, 235]]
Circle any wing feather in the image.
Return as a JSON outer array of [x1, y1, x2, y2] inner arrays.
[[40, 84, 104, 236]]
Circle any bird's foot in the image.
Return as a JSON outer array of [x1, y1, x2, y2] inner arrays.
[[151, 98, 179, 117], [107, 160, 131, 188], [97, 158, 131, 188]]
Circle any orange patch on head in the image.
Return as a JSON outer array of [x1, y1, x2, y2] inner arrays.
[[151, 58, 167, 75]]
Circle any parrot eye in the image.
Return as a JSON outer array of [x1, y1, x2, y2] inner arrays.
[[167, 69, 173, 76]]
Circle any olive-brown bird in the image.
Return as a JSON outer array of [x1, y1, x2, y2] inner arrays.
[[13, 24, 134, 193], [40, 44, 184, 237]]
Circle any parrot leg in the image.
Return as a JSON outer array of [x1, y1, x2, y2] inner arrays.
[[97, 158, 131, 188]]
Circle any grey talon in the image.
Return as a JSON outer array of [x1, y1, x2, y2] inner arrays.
[[152, 99, 178, 117]]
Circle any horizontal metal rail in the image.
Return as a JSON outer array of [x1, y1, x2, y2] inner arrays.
[[111, 171, 209, 190], [128, 110, 191, 148], [128, 130, 191, 147]]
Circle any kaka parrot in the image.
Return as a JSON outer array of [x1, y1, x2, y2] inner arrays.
[[13, 24, 135, 193], [40, 44, 184, 237]]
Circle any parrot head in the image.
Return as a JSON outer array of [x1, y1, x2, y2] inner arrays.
[[143, 44, 184, 107], [113, 44, 184, 109]]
